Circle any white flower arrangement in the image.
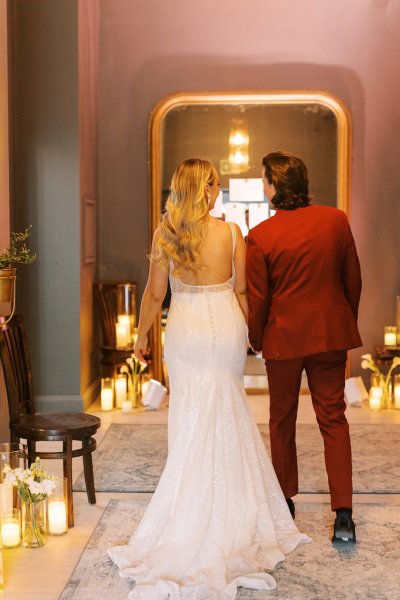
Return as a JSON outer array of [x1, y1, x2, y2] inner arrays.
[[361, 353, 400, 400], [120, 354, 147, 402], [3, 457, 57, 503]]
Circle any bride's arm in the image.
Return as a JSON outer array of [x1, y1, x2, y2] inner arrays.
[[134, 228, 169, 362], [233, 224, 248, 323]]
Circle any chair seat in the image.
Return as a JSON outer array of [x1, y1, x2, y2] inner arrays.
[[14, 412, 100, 439]]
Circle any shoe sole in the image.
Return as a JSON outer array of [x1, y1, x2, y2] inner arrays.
[[332, 527, 356, 544]]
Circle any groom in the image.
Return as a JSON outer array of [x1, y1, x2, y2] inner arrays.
[[246, 151, 362, 543]]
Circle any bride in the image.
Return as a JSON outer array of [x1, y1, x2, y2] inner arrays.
[[108, 158, 310, 599]]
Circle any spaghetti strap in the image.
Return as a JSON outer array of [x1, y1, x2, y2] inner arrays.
[[227, 221, 236, 275]]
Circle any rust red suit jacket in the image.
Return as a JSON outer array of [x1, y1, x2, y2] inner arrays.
[[246, 205, 362, 360]]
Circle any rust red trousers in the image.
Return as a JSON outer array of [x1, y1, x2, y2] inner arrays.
[[265, 350, 352, 511]]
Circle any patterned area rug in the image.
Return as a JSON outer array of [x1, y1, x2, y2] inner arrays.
[[73, 423, 400, 494], [59, 498, 400, 600]]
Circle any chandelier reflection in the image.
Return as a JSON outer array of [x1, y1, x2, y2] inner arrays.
[[228, 118, 250, 173]]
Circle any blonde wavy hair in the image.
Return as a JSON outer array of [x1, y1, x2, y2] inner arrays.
[[153, 158, 215, 274]]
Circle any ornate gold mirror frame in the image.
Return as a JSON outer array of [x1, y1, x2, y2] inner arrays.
[[148, 91, 352, 383]]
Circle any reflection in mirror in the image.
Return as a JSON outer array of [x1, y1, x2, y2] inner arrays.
[[149, 92, 351, 389]]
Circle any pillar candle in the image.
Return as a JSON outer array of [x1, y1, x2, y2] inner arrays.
[[117, 315, 131, 339], [48, 500, 67, 535], [394, 376, 400, 410], [115, 377, 127, 408], [116, 322, 130, 348], [369, 386, 383, 410], [101, 388, 113, 411]]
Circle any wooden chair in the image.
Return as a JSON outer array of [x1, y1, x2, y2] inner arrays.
[[94, 282, 136, 378], [0, 315, 101, 527]]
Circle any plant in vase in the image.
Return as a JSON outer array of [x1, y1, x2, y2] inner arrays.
[[120, 354, 147, 408], [2, 457, 56, 548], [361, 353, 400, 408], [0, 226, 37, 323]]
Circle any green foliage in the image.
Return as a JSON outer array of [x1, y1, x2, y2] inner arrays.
[[0, 225, 37, 269]]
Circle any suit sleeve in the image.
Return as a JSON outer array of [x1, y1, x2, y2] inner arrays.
[[246, 230, 270, 352], [341, 215, 362, 319]]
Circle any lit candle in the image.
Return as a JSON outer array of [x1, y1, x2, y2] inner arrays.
[[115, 376, 127, 408], [121, 400, 132, 413], [101, 388, 113, 411], [369, 386, 383, 410], [384, 326, 397, 347], [1, 521, 20, 548], [48, 500, 67, 535], [118, 315, 131, 338], [116, 322, 130, 348], [394, 375, 400, 410]]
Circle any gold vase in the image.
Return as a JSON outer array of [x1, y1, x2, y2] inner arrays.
[[0, 268, 16, 303]]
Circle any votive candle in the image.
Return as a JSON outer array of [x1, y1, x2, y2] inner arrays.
[[0, 509, 21, 548], [121, 400, 132, 414], [384, 326, 397, 347]]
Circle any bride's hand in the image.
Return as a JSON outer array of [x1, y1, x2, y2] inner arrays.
[[134, 334, 149, 363]]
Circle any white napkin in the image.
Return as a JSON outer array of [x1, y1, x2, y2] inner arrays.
[[344, 376, 368, 407], [141, 379, 167, 410]]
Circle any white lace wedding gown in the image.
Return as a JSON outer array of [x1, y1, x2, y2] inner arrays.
[[108, 223, 311, 599]]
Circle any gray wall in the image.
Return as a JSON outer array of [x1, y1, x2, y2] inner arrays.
[[98, 0, 400, 375], [11, 0, 81, 408]]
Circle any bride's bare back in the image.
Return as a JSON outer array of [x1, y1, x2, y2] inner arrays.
[[172, 218, 239, 286]]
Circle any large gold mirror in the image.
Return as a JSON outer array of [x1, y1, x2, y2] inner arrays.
[[148, 91, 351, 387]]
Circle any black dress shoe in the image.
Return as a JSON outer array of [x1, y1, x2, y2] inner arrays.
[[286, 498, 295, 519], [332, 508, 356, 543]]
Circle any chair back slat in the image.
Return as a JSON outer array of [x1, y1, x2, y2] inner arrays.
[[0, 315, 35, 423]]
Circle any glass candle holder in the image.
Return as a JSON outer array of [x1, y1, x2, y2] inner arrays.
[[396, 296, 400, 344], [117, 283, 137, 330], [369, 373, 383, 411], [0, 443, 25, 514], [47, 478, 67, 536], [394, 374, 400, 410], [384, 325, 397, 347], [1, 508, 21, 548], [115, 374, 127, 408], [101, 378, 114, 411], [0, 548, 4, 590]]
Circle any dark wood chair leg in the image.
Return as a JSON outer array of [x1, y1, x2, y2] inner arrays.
[[82, 437, 96, 504], [27, 439, 36, 466], [63, 437, 74, 528]]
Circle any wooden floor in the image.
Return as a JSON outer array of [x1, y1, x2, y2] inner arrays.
[[1, 393, 400, 599]]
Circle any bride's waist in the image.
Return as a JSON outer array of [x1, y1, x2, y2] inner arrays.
[[171, 288, 234, 299]]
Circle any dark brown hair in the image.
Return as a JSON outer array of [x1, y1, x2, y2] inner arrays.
[[262, 151, 311, 210]]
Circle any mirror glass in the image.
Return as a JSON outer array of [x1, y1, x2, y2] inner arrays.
[[149, 92, 351, 391]]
